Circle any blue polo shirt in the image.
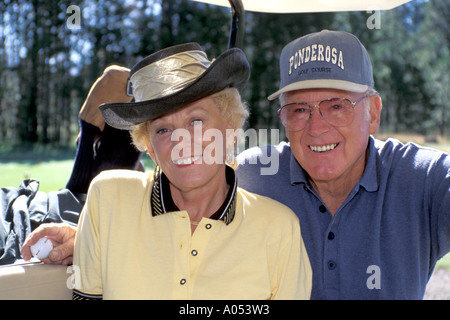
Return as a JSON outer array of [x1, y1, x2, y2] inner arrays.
[[236, 136, 450, 299]]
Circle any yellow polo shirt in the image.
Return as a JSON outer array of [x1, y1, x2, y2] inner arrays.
[[72, 169, 311, 300]]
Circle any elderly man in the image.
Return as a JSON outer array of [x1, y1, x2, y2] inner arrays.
[[236, 30, 450, 299]]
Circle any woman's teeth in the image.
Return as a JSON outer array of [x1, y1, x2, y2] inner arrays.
[[309, 143, 338, 153], [173, 155, 202, 165]]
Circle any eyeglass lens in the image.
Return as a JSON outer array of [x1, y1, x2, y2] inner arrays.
[[279, 98, 355, 131]]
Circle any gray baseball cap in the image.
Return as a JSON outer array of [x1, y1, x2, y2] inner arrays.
[[268, 30, 374, 100]]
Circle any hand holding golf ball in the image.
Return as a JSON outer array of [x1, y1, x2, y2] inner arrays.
[[30, 237, 53, 260]]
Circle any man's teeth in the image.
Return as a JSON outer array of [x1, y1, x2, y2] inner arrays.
[[173, 155, 202, 165], [309, 143, 338, 153]]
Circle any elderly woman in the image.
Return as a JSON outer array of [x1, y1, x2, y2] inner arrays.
[[71, 43, 311, 300]]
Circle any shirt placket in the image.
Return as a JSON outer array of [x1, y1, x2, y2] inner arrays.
[[323, 211, 339, 296], [321, 186, 360, 298], [188, 219, 216, 297], [172, 212, 192, 299], [172, 212, 217, 299]]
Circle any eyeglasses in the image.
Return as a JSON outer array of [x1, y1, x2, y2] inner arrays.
[[277, 93, 375, 132]]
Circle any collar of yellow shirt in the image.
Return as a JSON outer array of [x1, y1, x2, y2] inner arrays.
[[150, 166, 237, 225]]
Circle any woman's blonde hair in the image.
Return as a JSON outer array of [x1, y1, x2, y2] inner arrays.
[[130, 87, 249, 153]]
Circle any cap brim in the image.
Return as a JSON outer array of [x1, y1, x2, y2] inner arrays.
[[100, 48, 250, 130], [268, 79, 369, 100]]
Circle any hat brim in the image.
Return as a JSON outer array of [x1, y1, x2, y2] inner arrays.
[[267, 79, 369, 101], [99, 48, 250, 130]]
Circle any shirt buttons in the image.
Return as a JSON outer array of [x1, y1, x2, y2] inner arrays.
[[319, 205, 327, 213], [191, 249, 198, 256], [328, 232, 335, 240], [205, 223, 212, 229], [327, 260, 337, 270], [180, 278, 186, 285]]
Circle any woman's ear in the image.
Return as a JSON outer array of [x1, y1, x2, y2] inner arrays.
[[225, 126, 237, 150], [146, 139, 158, 166]]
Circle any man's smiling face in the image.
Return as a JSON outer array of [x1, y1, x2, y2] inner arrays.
[[281, 88, 381, 186]]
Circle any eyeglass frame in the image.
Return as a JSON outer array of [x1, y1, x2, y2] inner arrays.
[[277, 92, 378, 130]]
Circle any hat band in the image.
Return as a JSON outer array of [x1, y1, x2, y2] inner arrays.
[[130, 50, 211, 102]]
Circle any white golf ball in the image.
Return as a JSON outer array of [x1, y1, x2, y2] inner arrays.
[[30, 237, 53, 260]]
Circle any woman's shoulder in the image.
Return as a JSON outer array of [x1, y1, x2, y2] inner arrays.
[[90, 169, 152, 191]]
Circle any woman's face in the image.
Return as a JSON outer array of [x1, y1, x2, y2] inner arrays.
[[146, 96, 231, 193]]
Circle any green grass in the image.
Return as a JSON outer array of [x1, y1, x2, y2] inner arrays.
[[0, 143, 77, 192], [0, 150, 155, 193], [0, 160, 75, 192]]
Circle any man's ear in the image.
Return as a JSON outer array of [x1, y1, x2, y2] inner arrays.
[[369, 94, 382, 135]]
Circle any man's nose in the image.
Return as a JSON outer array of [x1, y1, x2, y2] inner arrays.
[[306, 106, 331, 136]]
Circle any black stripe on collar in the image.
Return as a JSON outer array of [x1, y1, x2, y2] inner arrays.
[[150, 166, 237, 225]]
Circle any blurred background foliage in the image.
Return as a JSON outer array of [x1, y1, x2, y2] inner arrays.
[[0, 0, 448, 147]]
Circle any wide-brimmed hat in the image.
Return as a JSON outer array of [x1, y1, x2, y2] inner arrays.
[[268, 30, 374, 100], [100, 42, 250, 130]]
